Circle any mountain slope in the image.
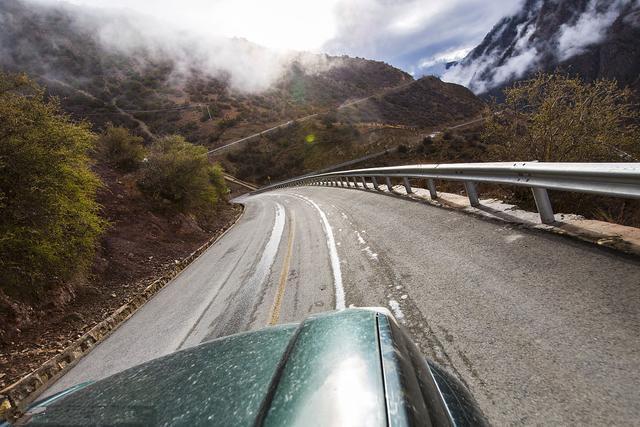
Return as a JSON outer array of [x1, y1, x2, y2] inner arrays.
[[0, 0, 483, 153], [0, 0, 410, 141], [444, 0, 640, 94]]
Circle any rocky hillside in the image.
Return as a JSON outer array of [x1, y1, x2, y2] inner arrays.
[[0, 0, 483, 154], [0, 0, 409, 142], [444, 0, 640, 95], [338, 76, 484, 128]]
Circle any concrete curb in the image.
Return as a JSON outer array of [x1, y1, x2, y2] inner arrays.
[[0, 205, 245, 421]]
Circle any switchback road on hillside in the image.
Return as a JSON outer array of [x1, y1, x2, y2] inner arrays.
[[45, 187, 640, 425]]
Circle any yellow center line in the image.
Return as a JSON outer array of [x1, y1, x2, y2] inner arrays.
[[269, 217, 295, 326]]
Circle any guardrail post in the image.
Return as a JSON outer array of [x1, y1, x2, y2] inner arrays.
[[403, 177, 413, 194], [361, 177, 368, 189], [385, 177, 393, 192], [464, 182, 480, 207], [372, 177, 380, 190], [427, 179, 438, 199], [532, 187, 555, 224]]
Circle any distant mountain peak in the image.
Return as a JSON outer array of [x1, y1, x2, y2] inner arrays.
[[443, 0, 640, 94]]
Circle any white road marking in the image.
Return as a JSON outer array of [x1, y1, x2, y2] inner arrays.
[[290, 194, 346, 310]]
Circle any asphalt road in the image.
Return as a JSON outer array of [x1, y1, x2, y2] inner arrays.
[[45, 187, 640, 425]]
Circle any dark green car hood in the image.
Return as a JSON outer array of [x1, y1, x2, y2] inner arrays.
[[25, 309, 389, 426], [23, 308, 486, 426]]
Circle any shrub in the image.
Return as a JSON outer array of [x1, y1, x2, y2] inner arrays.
[[484, 73, 640, 162], [0, 73, 107, 299], [137, 135, 227, 213], [217, 117, 238, 131], [99, 124, 145, 171]]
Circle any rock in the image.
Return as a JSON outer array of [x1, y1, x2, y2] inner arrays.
[[110, 293, 116, 298]]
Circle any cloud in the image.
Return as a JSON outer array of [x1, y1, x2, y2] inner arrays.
[[20, 0, 336, 93], [557, 0, 628, 61], [322, 0, 523, 74], [21, 0, 525, 90]]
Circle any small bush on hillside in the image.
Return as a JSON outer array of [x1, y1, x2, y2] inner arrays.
[[217, 117, 238, 131], [484, 73, 640, 162], [0, 73, 106, 299], [137, 135, 227, 213], [99, 124, 145, 171]]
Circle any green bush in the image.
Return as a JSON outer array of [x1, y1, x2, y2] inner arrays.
[[137, 135, 227, 213], [99, 124, 145, 171], [0, 73, 107, 299]]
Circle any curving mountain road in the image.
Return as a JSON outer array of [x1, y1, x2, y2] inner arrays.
[[45, 187, 640, 425]]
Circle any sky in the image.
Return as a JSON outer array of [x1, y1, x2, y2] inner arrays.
[[55, 0, 523, 77]]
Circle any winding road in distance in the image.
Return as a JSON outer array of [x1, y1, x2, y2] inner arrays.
[[45, 186, 640, 426]]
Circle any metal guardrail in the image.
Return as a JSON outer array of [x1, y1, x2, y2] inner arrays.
[[253, 162, 640, 224]]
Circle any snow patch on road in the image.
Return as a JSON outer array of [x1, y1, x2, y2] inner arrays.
[[248, 203, 286, 289], [388, 300, 405, 323], [362, 246, 378, 261], [291, 194, 345, 310], [355, 231, 377, 261]]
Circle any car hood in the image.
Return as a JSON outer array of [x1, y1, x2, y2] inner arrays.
[[23, 309, 391, 426]]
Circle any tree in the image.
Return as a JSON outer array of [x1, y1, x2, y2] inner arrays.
[[137, 135, 227, 214], [0, 73, 106, 299], [99, 124, 145, 171], [484, 73, 639, 162]]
